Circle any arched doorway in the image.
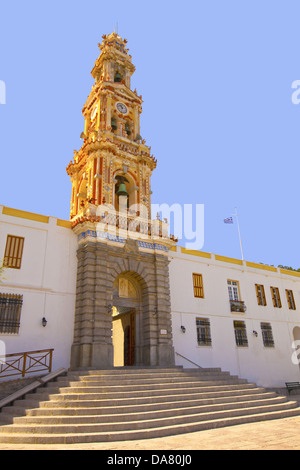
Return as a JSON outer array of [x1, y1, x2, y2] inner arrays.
[[112, 274, 141, 367], [293, 327, 300, 369]]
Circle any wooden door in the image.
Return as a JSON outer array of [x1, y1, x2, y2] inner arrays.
[[124, 310, 135, 366]]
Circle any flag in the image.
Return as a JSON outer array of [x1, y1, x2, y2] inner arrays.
[[224, 217, 233, 224]]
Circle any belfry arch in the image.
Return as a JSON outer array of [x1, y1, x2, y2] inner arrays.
[[113, 171, 138, 213]]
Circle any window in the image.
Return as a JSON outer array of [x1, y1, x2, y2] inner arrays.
[[228, 280, 240, 301], [3, 235, 24, 269], [196, 318, 212, 346], [228, 280, 246, 312], [261, 323, 275, 348], [286, 290, 296, 310], [271, 287, 282, 308], [234, 321, 248, 347], [0, 294, 23, 334], [255, 284, 267, 306], [193, 273, 204, 298]]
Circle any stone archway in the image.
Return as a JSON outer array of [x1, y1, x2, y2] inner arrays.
[[70, 238, 175, 370]]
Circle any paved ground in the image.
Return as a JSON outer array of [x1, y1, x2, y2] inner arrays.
[[0, 415, 300, 450]]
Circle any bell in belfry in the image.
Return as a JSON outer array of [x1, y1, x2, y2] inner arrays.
[[116, 182, 128, 197], [114, 71, 122, 82], [116, 175, 129, 197]]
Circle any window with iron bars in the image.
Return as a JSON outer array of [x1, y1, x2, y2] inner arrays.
[[286, 290, 296, 310], [255, 284, 267, 306], [0, 294, 23, 334], [233, 320, 248, 347], [261, 323, 275, 348], [196, 318, 212, 346], [271, 287, 282, 308]]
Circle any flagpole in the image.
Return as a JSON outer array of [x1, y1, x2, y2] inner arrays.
[[233, 207, 244, 261]]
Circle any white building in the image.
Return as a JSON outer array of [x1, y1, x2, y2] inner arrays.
[[1, 204, 300, 388], [1, 33, 300, 389], [0, 205, 77, 373], [170, 246, 300, 388]]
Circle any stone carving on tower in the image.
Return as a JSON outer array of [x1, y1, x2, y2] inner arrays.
[[67, 33, 176, 370]]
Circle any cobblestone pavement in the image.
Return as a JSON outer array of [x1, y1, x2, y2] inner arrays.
[[0, 415, 300, 450]]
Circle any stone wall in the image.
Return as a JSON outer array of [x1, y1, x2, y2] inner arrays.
[[0, 377, 41, 401]]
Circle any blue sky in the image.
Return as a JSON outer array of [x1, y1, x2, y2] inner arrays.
[[0, 1, 299, 268]]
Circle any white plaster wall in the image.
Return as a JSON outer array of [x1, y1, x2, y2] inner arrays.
[[0, 208, 77, 374], [169, 248, 300, 388]]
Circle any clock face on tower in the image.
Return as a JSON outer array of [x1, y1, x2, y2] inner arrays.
[[116, 102, 128, 114]]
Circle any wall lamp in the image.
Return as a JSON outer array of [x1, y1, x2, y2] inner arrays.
[[42, 317, 48, 328], [181, 325, 186, 334], [253, 330, 258, 337]]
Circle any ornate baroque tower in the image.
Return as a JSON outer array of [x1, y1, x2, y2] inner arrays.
[[67, 33, 176, 369]]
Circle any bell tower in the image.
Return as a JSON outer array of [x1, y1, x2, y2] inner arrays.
[[66, 32, 156, 222], [67, 33, 176, 370]]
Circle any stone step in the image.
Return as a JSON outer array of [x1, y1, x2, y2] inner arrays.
[[19, 382, 243, 402], [0, 400, 298, 435], [41, 378, 248, 396], [18, 393, 287, 416], [55, 368, 226, 379], [48, 374, 234, 390], [38, 380, 250, 400], [0, 389, 276, 422], [73, 372, 234, 384], [10, 396, 292, 425], [0, 412, 292, 444], [42, 376, 239, 393], [0, 405, 300, 444], [54, 373, 234, 387], [75, 368, 228, 377], [0, 392, 278, 424], [65, 367, 187, 376], [0, 366, 299, 444], [6, 384, 265, 411]]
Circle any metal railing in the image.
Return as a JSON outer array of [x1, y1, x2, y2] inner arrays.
[[175, 352, 203, 369], [0, 349, 54, 379], [230, 300, 247, 313]]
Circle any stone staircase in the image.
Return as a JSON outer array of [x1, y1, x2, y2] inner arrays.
[[0, 367, 299, 445]]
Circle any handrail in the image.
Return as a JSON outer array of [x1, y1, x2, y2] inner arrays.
[[175, 352, 203, 369], [0, 349, 54, 379]]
